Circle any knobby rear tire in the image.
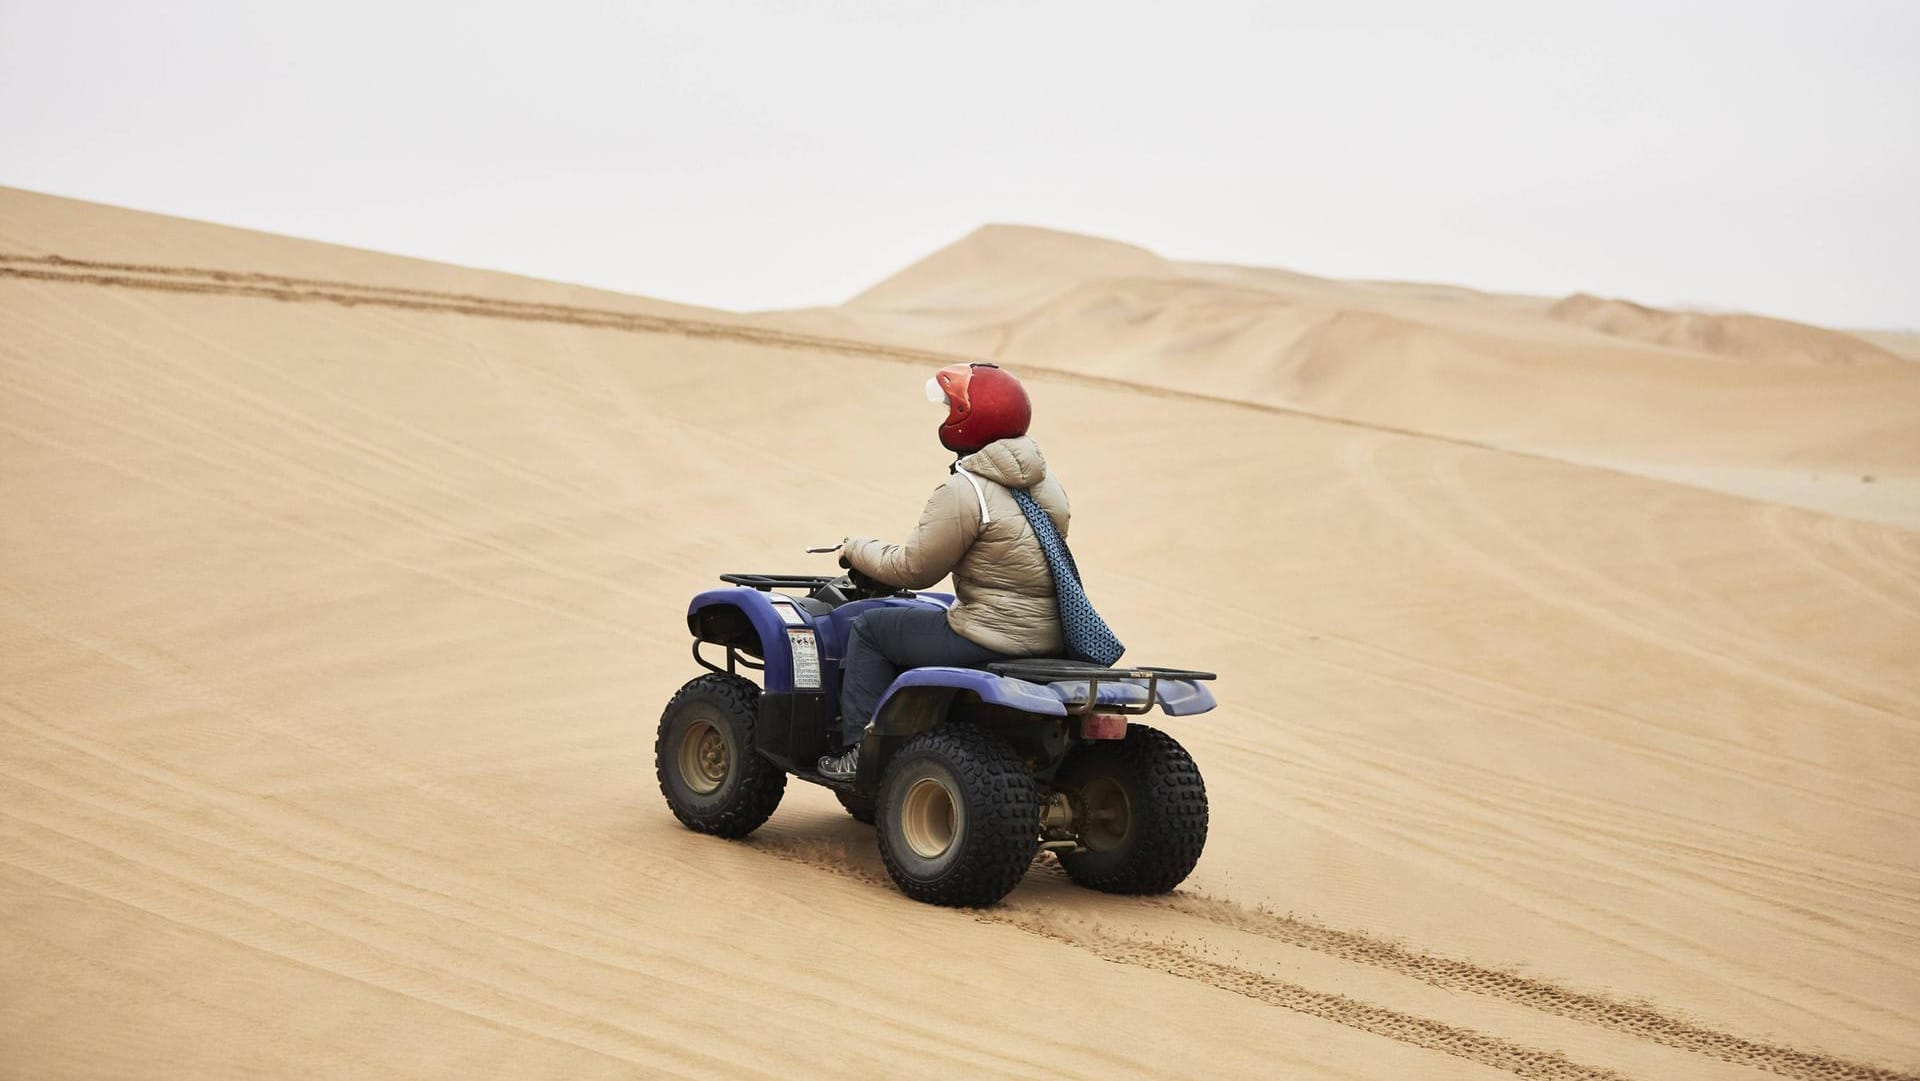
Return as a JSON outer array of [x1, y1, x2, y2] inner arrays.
[[1055, 724, 1207, 894], [876, 724, 1040, 907]]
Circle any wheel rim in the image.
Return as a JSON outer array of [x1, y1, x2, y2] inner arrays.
[[678, 719, 729, 795], [900, 775, 962, 859], [1079, 776, 1133, 851]]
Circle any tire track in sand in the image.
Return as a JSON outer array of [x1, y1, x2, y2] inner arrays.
[[996, 910, 1630, 1081], [1155, 893, 1917, 1081], [745, 835, 1628, 1081], [749, 835, 1916, 1081]]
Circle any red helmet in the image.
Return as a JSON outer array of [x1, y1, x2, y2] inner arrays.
[[925, 362, 1031, 453]]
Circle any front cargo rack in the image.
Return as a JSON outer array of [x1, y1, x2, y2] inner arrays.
[[718, 573, 838, 591]]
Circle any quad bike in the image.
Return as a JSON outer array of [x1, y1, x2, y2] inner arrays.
[[655, 568, 1217, 907]]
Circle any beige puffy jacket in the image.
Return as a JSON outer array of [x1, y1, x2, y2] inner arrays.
[[843, 436, 1069, 657]]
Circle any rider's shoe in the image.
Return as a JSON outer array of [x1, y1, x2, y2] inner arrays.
[[817, 745, 860, 780]]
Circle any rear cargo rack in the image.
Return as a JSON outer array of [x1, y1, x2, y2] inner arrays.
[[986, 660, 1217, 716]]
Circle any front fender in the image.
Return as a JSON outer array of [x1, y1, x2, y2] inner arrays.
[[687, 588, 810, 693]]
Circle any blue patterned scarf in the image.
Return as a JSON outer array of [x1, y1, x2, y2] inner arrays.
[[1009, 487, 1126, 666]]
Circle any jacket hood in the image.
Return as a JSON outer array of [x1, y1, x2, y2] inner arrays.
[[957, 436, 1048, 489]]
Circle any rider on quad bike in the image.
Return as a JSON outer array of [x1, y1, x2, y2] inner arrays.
[[819, 362, 1068, 781], [659, 360, 1213, 906]]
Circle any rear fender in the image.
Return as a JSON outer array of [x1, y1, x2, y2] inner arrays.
[[873, 667, 1067, 725], [854, 668, 1068, 789]]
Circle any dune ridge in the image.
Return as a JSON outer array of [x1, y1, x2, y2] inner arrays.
[[0, 251, 1691, 480], [0, 252, 962, 368], [799, 224, 1920, 527]]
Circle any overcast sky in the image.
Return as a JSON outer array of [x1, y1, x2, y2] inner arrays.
[[2, 1, 1915, 328]]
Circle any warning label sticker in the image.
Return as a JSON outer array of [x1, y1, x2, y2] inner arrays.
[[788, 630, 821, 689]]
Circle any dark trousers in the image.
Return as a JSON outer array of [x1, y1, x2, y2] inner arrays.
[[837, 607, 1004, 745]]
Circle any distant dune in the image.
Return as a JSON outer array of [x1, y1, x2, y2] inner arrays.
[[786, 224, 1920, 527], [847, 224, 1176, 314], [3, 189, 1917, 1081], [1859, 328, 1920, 361], [1547, 293, 1907, 366]]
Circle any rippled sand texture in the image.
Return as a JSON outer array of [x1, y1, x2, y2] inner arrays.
[[3, 188, 1916, 1081]]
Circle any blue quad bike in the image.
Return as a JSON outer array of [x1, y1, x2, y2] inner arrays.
[[655, 569, 1218, 907]]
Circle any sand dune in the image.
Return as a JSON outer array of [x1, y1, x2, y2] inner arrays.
[[1859, 330, 1920, 363], [1546, 293, 1908, 367], [3, 188, 1918, 1081], [790, 224, 1920, 528]]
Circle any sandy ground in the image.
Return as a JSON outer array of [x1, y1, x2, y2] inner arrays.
[[2, 188, 1917, 1081]]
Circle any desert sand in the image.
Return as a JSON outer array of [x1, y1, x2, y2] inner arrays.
[[2, 187, 1916, 1081], [776, 225, 1920, 530]]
